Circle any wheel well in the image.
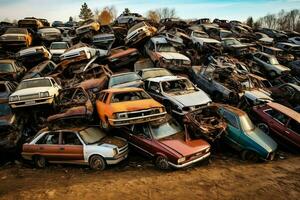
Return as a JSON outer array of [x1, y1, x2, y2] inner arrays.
[[88, 154, 106, 164]]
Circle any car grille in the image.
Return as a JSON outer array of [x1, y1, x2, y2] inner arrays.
[[4, 36, 20, 40], [172, 59, 183, 66], [62, 52, 80, 59], [126, 108, 160, 118], [19, 93, 39, 101], [118, 144, 128, 154]]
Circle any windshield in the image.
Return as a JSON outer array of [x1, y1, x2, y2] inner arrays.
[[161, 79, 195, 93], [0, 63, 14, 73], [0, 103, 12, 116], [142, 69, 172, 79], [157, 43, 177, 52], [224, 38, 241, 46], [111, 91, 151, 103], [269, 57, 279, 65], [193, 32, 209, 38], [221, 31, 233, 38], [109, 73, 141, 87], [17, 79, 52, 90], [79, 127, 106, 144], [5, 28, 27, 34], [150, 119, 182, 139], [240, 115, 255, 132], [50, 43, 68, 49]]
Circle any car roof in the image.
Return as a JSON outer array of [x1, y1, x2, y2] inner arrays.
[[283, 83, 300, 91], [221, 104, 246, 116], [140, 68, 166, 72], [147, 75, 185, 82], [102, 87, 144, 93], [267, 102, 300, 123], [277, 42, 300, 47], [150, 37, 168, 44], [111, 72, 138, 77], [28, 60, 52, 73], [0, 59, 15, 63], [255, 51, 273, 58], [21, 76, 52, 82]]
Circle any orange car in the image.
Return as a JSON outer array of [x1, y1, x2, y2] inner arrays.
[[96, 87, 166, 129]]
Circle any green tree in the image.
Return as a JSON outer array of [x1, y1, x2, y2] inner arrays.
[[246, 16, 253, 28], [123, 8, 130, 14], [69, 16, 73, 22], [79, 2, 94, 20]]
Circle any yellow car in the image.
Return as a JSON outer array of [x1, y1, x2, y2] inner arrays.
[[76, 19, 100, 35], [96, 87, 166, 129], [0, 28, 32, 47]]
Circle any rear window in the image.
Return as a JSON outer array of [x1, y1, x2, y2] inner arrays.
[[109, 73, 141, 87], [0, 63, 14, 73], [110, 91, 151, 103]]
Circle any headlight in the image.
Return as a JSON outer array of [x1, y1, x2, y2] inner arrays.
[[9, 96, 19, 102], [113, 148, 118, 156], [178, 157, 186, 164], [117, 113, 128, 119], [40, 91, 49, 98], [159, 107, 165, 112], [183, 60, 191, 65], [162, 58, 171, 64], [205, 147, 210, 153]]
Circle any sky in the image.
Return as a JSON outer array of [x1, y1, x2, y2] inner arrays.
[[0, 0, 299, 22]]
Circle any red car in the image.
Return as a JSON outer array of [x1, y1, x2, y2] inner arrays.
[[253, 102, 300, 149], [118, 117, 211, 170]]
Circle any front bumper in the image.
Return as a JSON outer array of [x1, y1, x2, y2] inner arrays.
[[109, 112, 167, 126], [168, 152, 211, 168], [10, 97, 54, 108], [105, 149, 129, 165]]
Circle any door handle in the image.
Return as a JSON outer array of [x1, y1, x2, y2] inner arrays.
[[59, 147, 65, 150]]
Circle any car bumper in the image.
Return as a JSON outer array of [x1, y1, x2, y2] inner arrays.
[[168, 152, 211, 169], [105, 150, 128, 165], [109, 112, 167, 126], [10, 97, 54, 108], [0, 40, 27, 47]]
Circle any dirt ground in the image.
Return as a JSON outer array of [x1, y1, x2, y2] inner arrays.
[[0, 152, 299, 200]]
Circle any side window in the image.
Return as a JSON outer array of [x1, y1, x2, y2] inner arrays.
[[287, 119, 300, 134], [41, 64, 52, 75], [50, 79, 56, 86], [223, 110, 239, 129], [132, 125, 151, 138], [37, 132, 60, 144], [103, 92, 109, 103], [149, 41, 155, 51], [149, 82, 160, 93], [265, 109, 289, 125], [98, 92, 105, 102], [62, 132, 82, 145]]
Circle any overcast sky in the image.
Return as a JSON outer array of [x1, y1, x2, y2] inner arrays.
[[0, 0, 299, 22]]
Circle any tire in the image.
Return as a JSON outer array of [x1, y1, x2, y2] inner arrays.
[[155, 156, 169, 170], [269, 70, 277, 78], [241, 150, 259, 162], [89, 155, 106, 170], [34, 156, 47, 168], [257, 123, 269, 135]]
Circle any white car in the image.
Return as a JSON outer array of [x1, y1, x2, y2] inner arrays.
[[9, 77, 61, 108], [22, 127, 129, 170], [288, 37, 300, 45], [125, 22, 157, 45], [60, 46, 108, 61], [37, 27, 62, 42], [116, 13, 144, 24], [16, 46, 52, 61], [49, 42, 69, 62], [190, 30, 221, 49], [144, 76, 212, 115]]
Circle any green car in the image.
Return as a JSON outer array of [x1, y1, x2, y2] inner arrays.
[[218, 104, 277, 161]]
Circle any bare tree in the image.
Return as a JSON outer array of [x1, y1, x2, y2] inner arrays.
[[156, 7, 176, 19], [246, 17, 253, 28], [147, 10, 160, 22]]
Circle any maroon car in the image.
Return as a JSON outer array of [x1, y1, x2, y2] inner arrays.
[[107, 46, 140, 69], [118, 117, 211, 170], [253, 102, 300, 149]]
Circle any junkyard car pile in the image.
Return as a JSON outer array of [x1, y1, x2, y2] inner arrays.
[[0, 13, 299, 171]]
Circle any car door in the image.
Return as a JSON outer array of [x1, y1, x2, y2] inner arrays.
[[146, 81, 164, 102], [221, 109, 244, 150], [34, 131, 63, 161], [96, 91, 109, 121], [286, 118, 300, 148], [129, 124, 154, 157], [60, 131, 84, 161]]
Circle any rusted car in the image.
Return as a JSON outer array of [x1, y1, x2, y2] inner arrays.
[[22, 60, 57, 80], [22, 126, 128, 170], [106, 46, 140, 69], [76, 19, 100, 36], [0, 81, 17, 100], [184, 104, 227, 142], [96, 87, 166, 129], [118, 116, 211, 169], [37, 27, 62, 43], [136, 68, 173, 80], [221, 37, 255, 56], [253, 102, 300, 150], [18, 18, 43, 30], [16, 46, 52, 65], [144, 36, 191, 71], [0, 28, 33, 48], [125, 22, 157, 46], [0, 59, 27, 81], [47, 87, 93, 125], [160, 18, 189, 30]]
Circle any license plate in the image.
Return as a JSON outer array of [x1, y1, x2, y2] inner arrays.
[[26, 100, 35, 105]]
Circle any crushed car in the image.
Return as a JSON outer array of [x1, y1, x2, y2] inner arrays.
[[108, 72, 143, 88], [0, 59, 27, 81], [0, 27, 33, 48], [16, 46, 52, 66], [125, 21, 157, 46]]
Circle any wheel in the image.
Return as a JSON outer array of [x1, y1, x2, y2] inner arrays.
[[89, 155, 106, 170], [257, 123, 269, 135], [34, 156, 47, 168], [155, 156, 169, 170], [241, 150, 259, 162], [269, 70, 277, 78]]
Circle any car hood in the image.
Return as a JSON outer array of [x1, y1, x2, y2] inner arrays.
[[1, 33, 26, 37], [274, 64, 291, 72], [159, 138, 209, 157], [244, 90, 272, 102], [229, 44, 249, 49], [110, 80, 143, 88], [259, 38, 274, 43], [12, 87, 53, 96], [156, 52, 190, 61], [194, 37, 220, 44], [246, 127, 277, 153], [50, 49, 66, 54], [110, 99, 163, 112], [166, 90, 211, 107]]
